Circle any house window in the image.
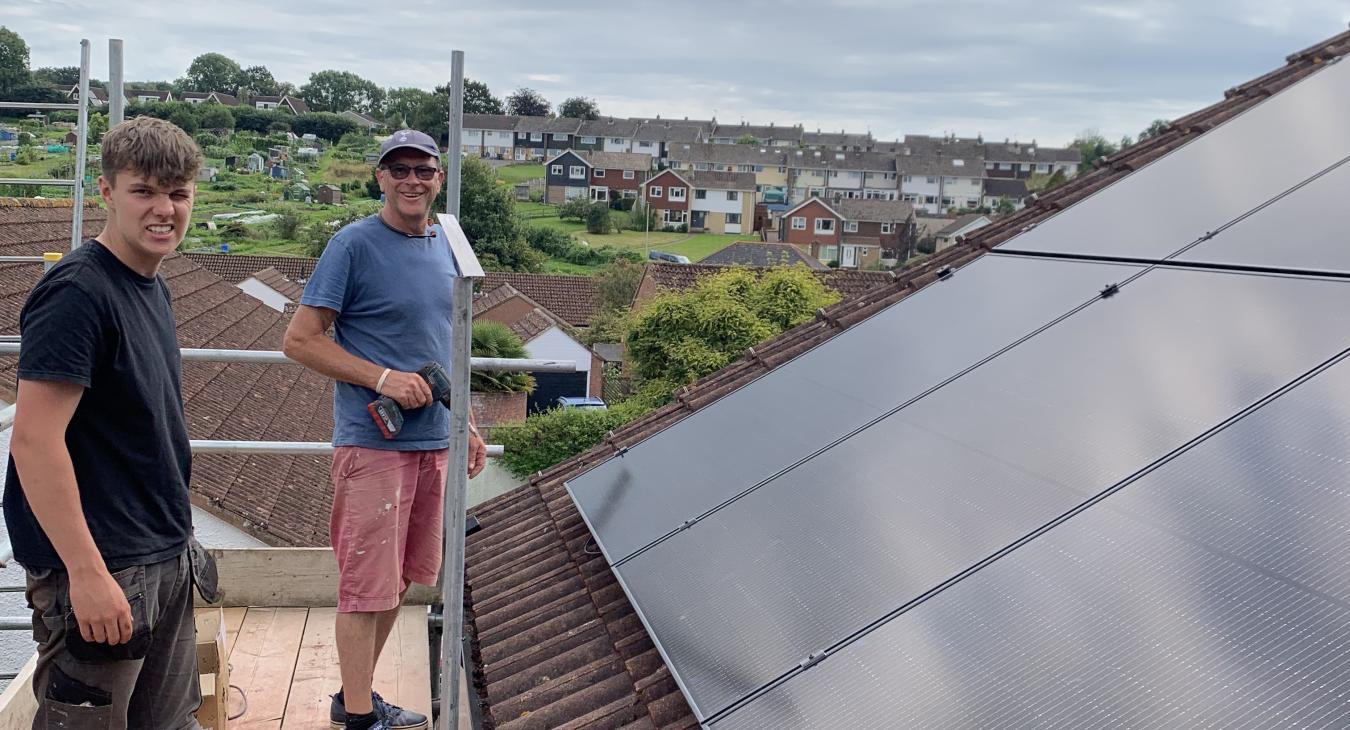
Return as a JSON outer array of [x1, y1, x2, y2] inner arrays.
[[531, 133, 543, 142], [714, 164, 727, 172], [953, 159, 964, 166], [944, 177, 957, 185], [999, 162, 1011, 170], [926, 176, 937, 184], [941, 197, 954, 206], [610, 137, 624, 144], [777, 166, 787, 173], [581, 136, 597, 144], [844, 221, 858, 233], [901, 193, 918, 203], [726, 213, 741, 224], [569, 166, 586, 179], [820, 245, 838, 262], [791, 216, 806, 230], [668, 186, 686, 201], [1036, 163, 1049, 173], [881, 222, 894, 234], [809, 187, 825, 198], [727, 191, 739, 201], [967, 199, 979, 209], [595, 169, 606, 178], [695, 162, 712, 171], [902, 175, 912, 183], [924, 195, 936, 204], [623, 170, 635, 180], [815, 218, 835, 234], [737, 164, 754, 172], [695, 189, 707, 199], [969, 178, 981, 186], [649, 185, 663, 198], [638, 141, 653, 148], [553, 133, 568, 141]]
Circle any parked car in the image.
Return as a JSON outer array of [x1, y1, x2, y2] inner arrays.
[[557, 396, 607, 410], [648, 250, 691, 264]]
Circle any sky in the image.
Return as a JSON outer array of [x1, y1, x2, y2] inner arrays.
[[8, 0, 1349, 147]]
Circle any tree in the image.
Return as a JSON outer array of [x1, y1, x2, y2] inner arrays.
[[457, 157, 543, 271], [200, 105, 235, 131], [182, 52, 242, 92], [471, 323, 534, 393], [290, 112, 360, 143], [86, 112, 108, 143], [585, 201, 611, 233], [558, 96, 599, 120], [1069, 130, 1119, 169], [629, 199, 656, 231], [31, 66, 82, 87], [0, 26, 30, 97], [735, 133, 757, 145], [383, 86, 433, 126], [463, 79, 503, 115], [582, 259, 644, 345], [237, 65, 279, 97], [627, 267, 841, 385], [557, 197, 590, 221], [168, 107, 198, 134], [505, 87, 550, 117], [1138, 118, 1170, 141], [300, 70, 385, 113]]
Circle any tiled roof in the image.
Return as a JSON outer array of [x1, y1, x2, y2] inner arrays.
[[786, 149, 897, 172], [577, 117, 640, 138], [984, 142, 1080, 163], [248, 267, 305, 301], [937, 213, 991, 237], [895, 153, 984, 176], [984, 177, 1029, 197], [710, 123, 804, 142], [576, 150, 653, 172], [184, 252, 318, 284], [515, 116, 583, 135], [680, 170, 756, 191], [209, 92, 238, 106], [700, 242, 827, 270], [508, 308, 556, 343], [0, 202, 336, 547], [126, 89, 171, 101], [801, 130, 872, 148], [459, 28, 1350, 729], [464, 114, 520, 131], [283, 96, 310, 115], [640, 261, 891, 300], [479, 272, 599, 328], [834, 198, 915, 222], [666, 143, 788, 166]]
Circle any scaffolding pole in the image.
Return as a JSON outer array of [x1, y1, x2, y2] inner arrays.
[[71, 40, 91, 249], [108, 39, 125, 127], [439, 48, 470, 730]]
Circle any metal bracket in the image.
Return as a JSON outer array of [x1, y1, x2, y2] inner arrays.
[[677, 519, 696, 532], [936, 265, 955, 281], [1100, 283, 1120, 298], [798, 650, 828, 670]]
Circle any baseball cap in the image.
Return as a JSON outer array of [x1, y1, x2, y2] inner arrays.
[[377, 129, 441, 165]]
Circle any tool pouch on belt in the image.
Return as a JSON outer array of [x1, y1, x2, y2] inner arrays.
[[188, 535, 221, 604]]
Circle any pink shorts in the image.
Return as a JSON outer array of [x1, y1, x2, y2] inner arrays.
[[331, 446, 447, 613]]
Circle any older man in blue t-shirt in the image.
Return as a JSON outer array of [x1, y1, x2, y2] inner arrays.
[[284, 129, 486, 730]]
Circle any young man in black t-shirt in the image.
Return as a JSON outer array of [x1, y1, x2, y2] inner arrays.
[[5, 116, 204, 728]]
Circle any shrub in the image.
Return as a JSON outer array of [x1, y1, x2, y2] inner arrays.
[[470, 322, 535, 393], [268, 120, 291, 133], [524, 226, 574, 257], [195, 132, 221, 149], [528, 188, 544, 203], [585, 202, 611, 234], [272, 209, 304, 239], [675, 223, 688, 233], [496, 398, 654, 477], [609, 211, 631, 231], [557, 197, 590, 221]]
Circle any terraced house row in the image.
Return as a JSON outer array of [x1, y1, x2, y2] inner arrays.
[[462, 113, 1080, 214]]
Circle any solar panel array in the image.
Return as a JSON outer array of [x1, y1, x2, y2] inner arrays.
[[566, 57, 1350, 728]]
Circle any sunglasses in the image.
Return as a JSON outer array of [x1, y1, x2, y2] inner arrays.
[[381, 164, 440, 181]]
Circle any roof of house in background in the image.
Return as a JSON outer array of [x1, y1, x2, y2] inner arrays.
[[248, 267, 305, 301], [463, 114, 520, 131], [185, 252, 318, 284], [834, 198, 915, 222], [801, 130, 873, 147], [478, 272, 599, 328], [894, 153, 985, 177], [577, 117, 641, 138], [0, 199, 335, 548], [786, 149, 897, 172], [666, 143, 788, 166], [639, 261, 892, 301], [711, 122, 804, 142], [458, 28, 1350, 728], [126, 88, 171, 101], [576, 150, 654, 172], [984, 177, 1031, 197], [680, 170, 757, 191], [514, 116, 584, 135], [984, 142, 1081, 163], [937, 213, 992, 237], [700, 241, 828, 270], [209, 92, 238, 106]]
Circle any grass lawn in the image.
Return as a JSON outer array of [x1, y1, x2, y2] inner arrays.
[[497, 164, 544, 185]]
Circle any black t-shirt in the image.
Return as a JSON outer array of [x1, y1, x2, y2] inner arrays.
[[3, 240, 192, 570]]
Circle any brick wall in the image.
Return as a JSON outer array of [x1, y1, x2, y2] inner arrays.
[[471, 391, 527, 440]]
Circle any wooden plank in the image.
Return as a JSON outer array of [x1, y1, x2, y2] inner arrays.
[[223, 606, 248, 655], [0, 655, 36, 730], [227, 607, 309, 730], [371, 606, 432, 713], [280, 607, 341, 730], [198, 548, 437, 608]]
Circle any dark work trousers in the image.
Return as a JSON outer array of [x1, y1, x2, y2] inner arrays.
[[25, 550, 202, 730]]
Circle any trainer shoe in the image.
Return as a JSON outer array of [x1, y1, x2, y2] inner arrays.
[[330, 690, 429, 730]]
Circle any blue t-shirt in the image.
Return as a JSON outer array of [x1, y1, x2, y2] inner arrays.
[[300, 214, 459, 450]]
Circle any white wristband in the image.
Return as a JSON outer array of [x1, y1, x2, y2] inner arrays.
[[375, 368, 392, 394]]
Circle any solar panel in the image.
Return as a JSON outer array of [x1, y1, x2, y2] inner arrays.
[[567, 255, 1141, 563], [1175, 158, 1350, 273], [997, 57, 1350, 261], [716, 354, 1350, 729], [616, 267, 1350, 720]]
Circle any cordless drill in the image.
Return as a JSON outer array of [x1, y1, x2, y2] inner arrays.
[[368, 362, 453, 439]]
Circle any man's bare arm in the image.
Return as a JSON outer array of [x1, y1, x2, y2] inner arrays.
[[283, 304, 431, 408], [10, 379, 132, 645]]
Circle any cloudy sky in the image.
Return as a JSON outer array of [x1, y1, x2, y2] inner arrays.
[[9, 1, 1349, 146]]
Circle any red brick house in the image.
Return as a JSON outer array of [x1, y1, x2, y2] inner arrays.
[[639, 169, 692, 229], [578, 150, 652, 201]]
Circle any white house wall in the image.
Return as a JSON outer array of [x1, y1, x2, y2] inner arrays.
[[691, 189, 743, 214], [604, 137, 634, 153], [526, 327, 593, 395]]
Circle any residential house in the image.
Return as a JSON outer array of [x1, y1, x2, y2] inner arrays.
[[984, 141, 1080, 179], [125, 88, 172, 103], [577, 150, 653, 200], [341, 110, 386, 131], [639, 169, 693, 229], [709, 121, 804, 146], [701, 241, 828, 270], [316, 183, 343, 205], [473, 284, 603, 410], [179, 91, 211, 104], [183, 252, 318, 284], [513, 117, 582, 160], [460, 114, 518, 158], [801, 129, 874, 152], [983, 177, 1030, 211], [207, 92, 239, 106], [834, 198, 919, 261], [65, 85, 108, 106], [684, 170, 756, 235], [578, 117, 640, 153], [786, 149, 899, 205], [777, 197, 850, 266], [251, 95, 309, 114], [934, 213, 992, 250], [543, 149, 594, 204], [667, 143, 790, 204], [478, 271, 600, 327], [896, 151, 985, 214], [631, 120, 707, 162]]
